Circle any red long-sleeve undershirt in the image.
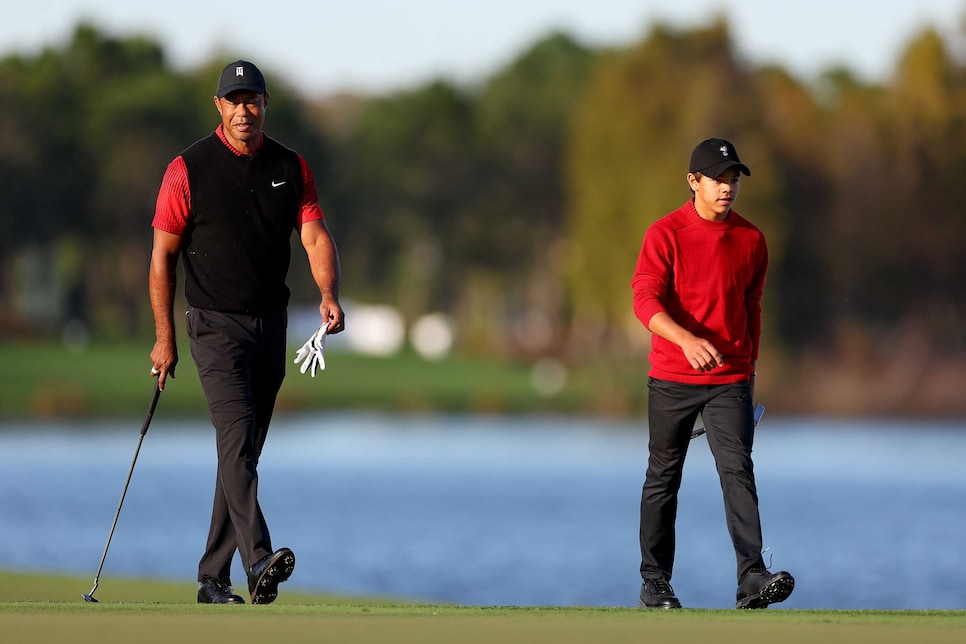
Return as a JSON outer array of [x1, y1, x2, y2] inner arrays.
[[152, 125, 324, 235]]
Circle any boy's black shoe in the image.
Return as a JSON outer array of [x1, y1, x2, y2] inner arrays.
[[197, 577, 245, 604], [248, 547, 296, 605], [639, 578, 683, 609], [736, 568, 795, 609]]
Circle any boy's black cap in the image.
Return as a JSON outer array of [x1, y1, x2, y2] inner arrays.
[[689, 138, 751, 177], [216, 60, 267, 97]]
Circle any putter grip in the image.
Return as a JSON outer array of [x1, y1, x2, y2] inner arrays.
[[141, 381, 162, 436]]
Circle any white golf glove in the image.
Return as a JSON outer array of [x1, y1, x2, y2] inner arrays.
[[294, 322, 329, 377]]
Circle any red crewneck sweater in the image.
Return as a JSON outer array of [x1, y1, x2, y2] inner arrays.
[[631, 200, 768, 384]]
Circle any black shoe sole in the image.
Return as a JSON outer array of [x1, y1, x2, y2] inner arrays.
[[638, 598, 683, 609], [736, 576, 795, 609], [197, 594, 245, 604], [250, 549, 296, 605]]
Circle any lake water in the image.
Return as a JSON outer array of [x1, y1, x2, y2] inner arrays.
[[1, 412, 964, 609]]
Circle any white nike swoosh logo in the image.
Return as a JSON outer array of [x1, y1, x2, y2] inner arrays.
[[272, 180, 286, 188]]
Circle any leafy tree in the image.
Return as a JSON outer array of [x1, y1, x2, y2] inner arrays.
[[471, 33, 597, 353], [475, 32, 596, 251], [884, 28, 966, 343], [323, 33, 597, 353], [752, 65, 836, 346], [0, 45, 92, 250], [325, 80, 478, 319]]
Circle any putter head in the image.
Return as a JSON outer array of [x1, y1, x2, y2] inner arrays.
[[82, 593, 99, 602]]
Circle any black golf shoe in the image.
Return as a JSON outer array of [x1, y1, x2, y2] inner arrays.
[[639, 578, 683, 609], [736, 568, 795, 609], [198, 577, 245, 604], [248, 547, 295, 605]]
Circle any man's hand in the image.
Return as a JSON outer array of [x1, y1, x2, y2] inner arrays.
[[319, 296, 345, 335], [149, 338, 178, 390]]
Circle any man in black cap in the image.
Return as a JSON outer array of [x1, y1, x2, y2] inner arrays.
[[630, 138, 794, 609], [149, 60, 345, 604]]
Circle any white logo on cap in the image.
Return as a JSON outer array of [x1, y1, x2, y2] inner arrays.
[[235, 66, 245, 77], [720, 145, 729, 157]]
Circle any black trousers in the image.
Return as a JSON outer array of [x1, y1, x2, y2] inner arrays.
[[186, 307, 287, 584], [640, 377, 764, 584]]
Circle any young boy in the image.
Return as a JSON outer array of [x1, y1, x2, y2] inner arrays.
[[631, 138, 794, 609]]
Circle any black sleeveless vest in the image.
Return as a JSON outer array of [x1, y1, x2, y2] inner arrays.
[[180, 132, 303, 315]]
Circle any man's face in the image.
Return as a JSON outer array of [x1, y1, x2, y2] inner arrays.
[[213, 90, 269, 152], [688, 167, 741, 221]]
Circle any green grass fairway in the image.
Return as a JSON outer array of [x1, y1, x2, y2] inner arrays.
[[0, 339, 646, 419], [2, 572, 963, 644]]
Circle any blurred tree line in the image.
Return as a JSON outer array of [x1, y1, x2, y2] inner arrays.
[[1, 19, 963, 414]]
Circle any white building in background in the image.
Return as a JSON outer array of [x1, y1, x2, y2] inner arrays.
[[409, 312, 455, 361]]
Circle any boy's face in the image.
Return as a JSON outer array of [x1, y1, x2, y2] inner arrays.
[[688, 167, 741, 221]]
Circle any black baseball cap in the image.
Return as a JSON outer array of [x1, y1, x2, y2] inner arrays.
[[689, 138, 750, 177], [216, 60, 267, 97]]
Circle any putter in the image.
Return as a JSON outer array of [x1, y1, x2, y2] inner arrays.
[[690, 402, 765, 440], [82, 379, 162, 603]]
